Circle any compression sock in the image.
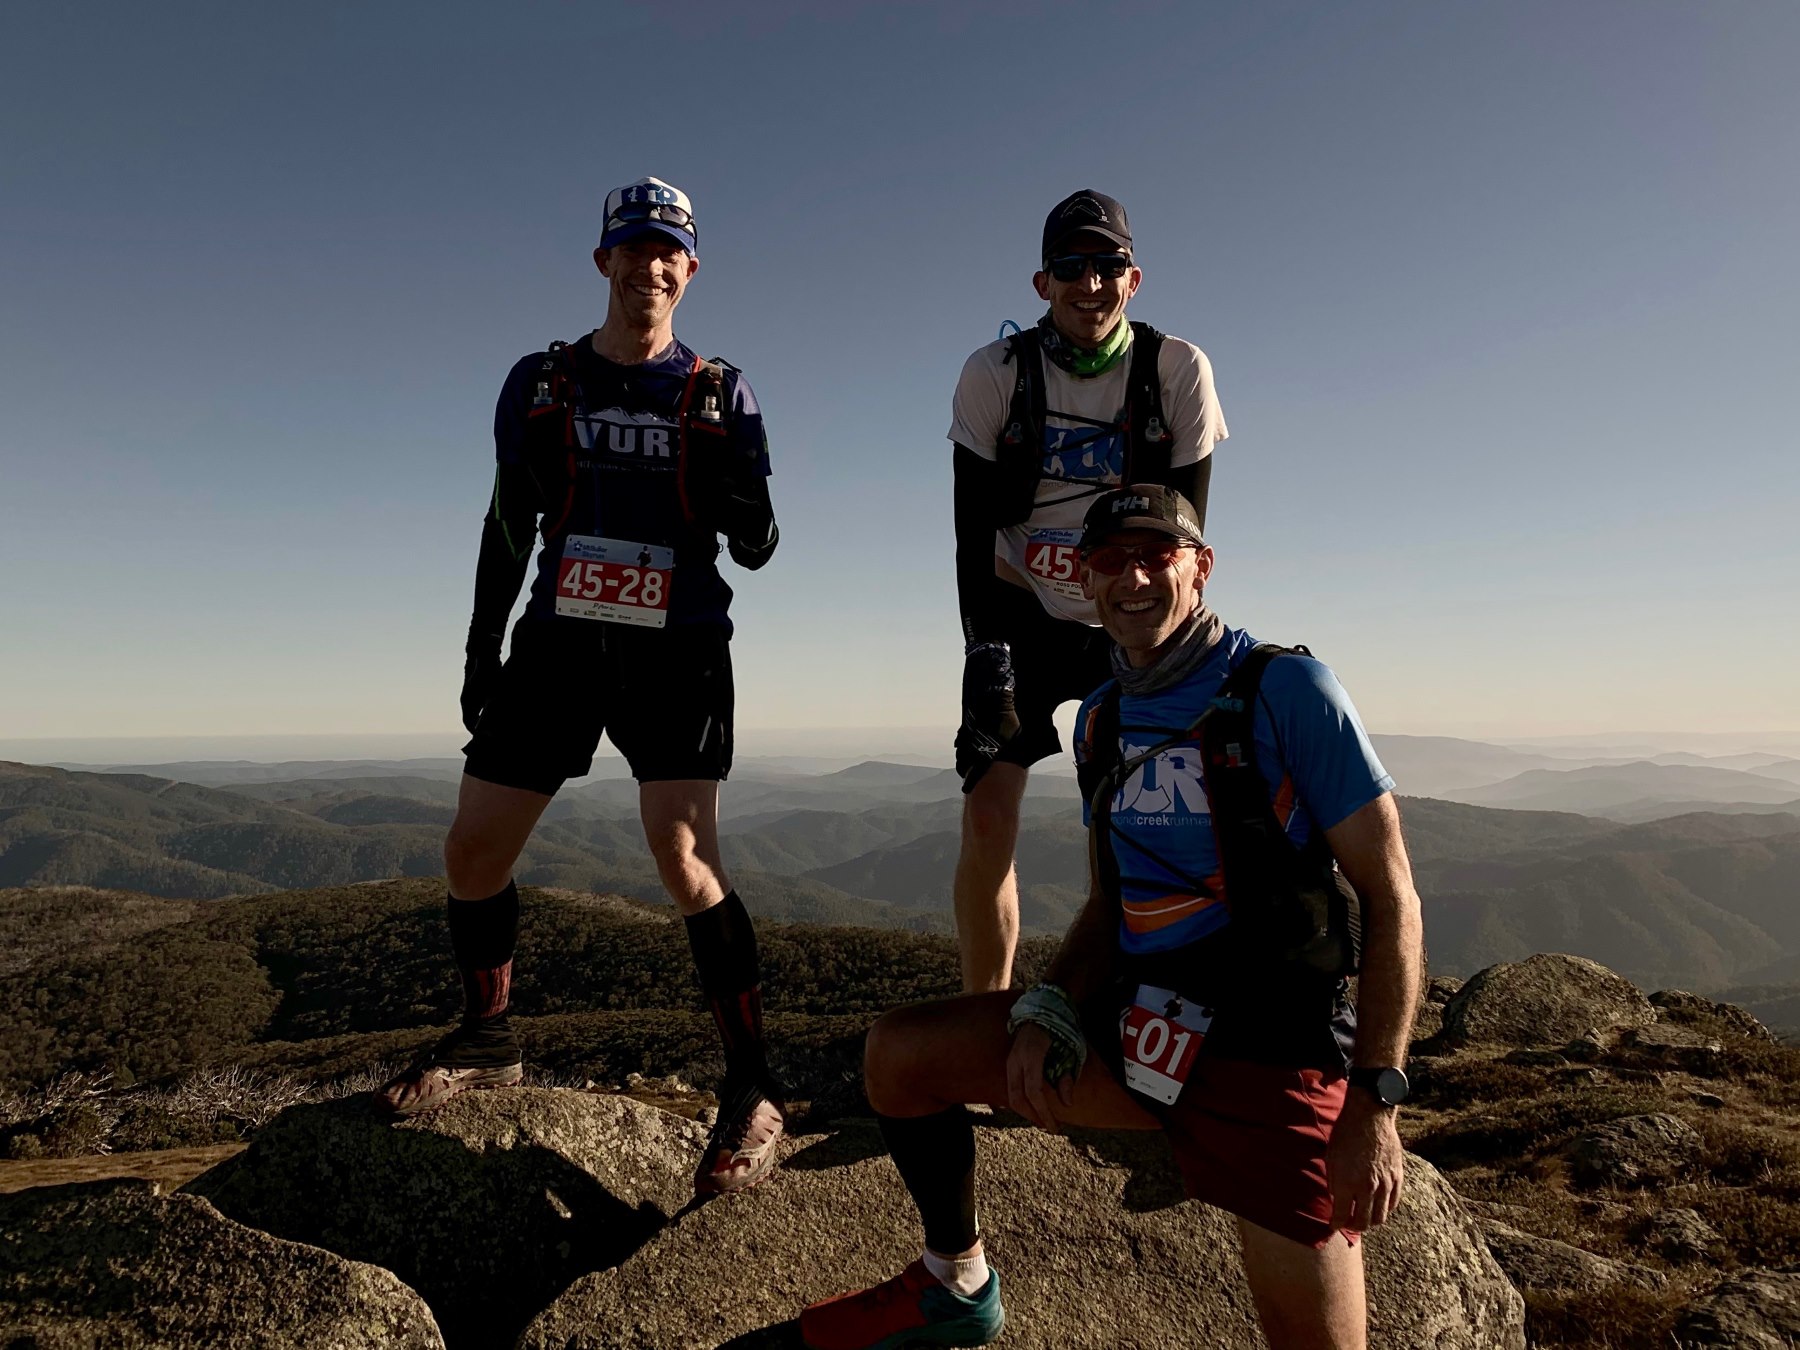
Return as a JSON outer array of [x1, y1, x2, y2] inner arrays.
[[684, 891, 773, 1089], [923, 1245, 991, 1297], [447, 881, 519, 1025], [880, 1106, 979, 1258]]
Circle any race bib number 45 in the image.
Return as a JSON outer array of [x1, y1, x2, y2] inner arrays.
[[554, 535, 673, 628], [1025, 528, 1084, 601], [1119, 984, 1212, 1106]]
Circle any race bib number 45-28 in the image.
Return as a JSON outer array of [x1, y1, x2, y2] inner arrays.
[[1119, 983, 1212, 1106], [554, 535, 673, 628]]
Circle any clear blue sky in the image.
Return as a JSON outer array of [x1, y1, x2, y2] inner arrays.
[[3, 0, 1795, 746]]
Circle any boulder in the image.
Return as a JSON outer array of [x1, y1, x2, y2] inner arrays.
[[1567, 1113, 1703, 1190], [185, 1088, 704, 1350], [0, 1177, 443, 1348], [1618, 1023, 1725, 1073], [1426, 975, 1464, 1005], [1441, 955, 1655, 1048], [1675, 1270, 1800, 1348], [517, 1122, 1524, 1349], [1476, 1219, 1662, 1294], [1636, 1206, 1720, 1264], [1649, 989, 1778, 1043]]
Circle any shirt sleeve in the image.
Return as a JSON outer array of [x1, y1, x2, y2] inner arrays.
[[728, 368, 773, 477], [1159, 339, 1229, 470], [947, 342, 1012, 462], [1257, 654, 1395, 832]]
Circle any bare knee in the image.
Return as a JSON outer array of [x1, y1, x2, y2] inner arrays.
[[864, 1009, 927, 1116], [961, 788, 1022, 857], [443, 818, 513, 897]]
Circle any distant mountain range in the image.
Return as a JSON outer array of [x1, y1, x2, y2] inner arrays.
[[6, 755, 1800, 1000]]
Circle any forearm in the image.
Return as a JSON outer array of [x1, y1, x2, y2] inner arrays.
[[1352, 883, 1423, 1068], [723, 471, 779, 570], [953, 444, 1006, 645], [469, 493, 533, 647], [1165, 454, 1212, 533]]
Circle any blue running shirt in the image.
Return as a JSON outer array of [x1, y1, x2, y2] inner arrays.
[[1074, 629, 1395, 957], [494, 336, 770, 632]]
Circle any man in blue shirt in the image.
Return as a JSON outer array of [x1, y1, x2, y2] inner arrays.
[[376, 178, 786, 1199], [802, 486, 1423, 1349]]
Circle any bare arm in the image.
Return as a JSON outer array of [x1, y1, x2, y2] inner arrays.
[[1043, 874, 1118, 1007]]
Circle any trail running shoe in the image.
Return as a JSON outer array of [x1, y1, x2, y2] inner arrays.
[[694, 1077, 786, 1196], [801, 1261, 1005, 1350], [374, 1019, 523, 1118]]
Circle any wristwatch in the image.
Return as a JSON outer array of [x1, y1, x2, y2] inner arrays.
[[1348, 1066, 1409, 1108]]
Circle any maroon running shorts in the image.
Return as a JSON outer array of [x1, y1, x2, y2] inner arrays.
[[1158, 1056, 1359, 1250]]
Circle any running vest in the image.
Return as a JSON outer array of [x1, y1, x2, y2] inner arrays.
[[1078, 643, 1364, 984], [993, 320, 1174, 527], [523, 338, 735, 542]]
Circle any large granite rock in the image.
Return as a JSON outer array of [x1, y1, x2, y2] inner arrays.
[[517, 1121, 1524, 1349], [1567, 1113, 1703, 1190], [0, 1177, 443, 1348], [1441, 954, 1655, 1048], [1676, 1270, 1800, 1348], [1476, 1219, 1663, 1294], [185, 1088, 704, 1350], [1649, 989, 1778, 1043]]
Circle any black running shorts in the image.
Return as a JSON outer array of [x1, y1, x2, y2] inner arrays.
[[955, 581, 1114, 785], [463, 618, 733, 795]]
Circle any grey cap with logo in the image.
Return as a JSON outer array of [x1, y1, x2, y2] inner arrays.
[[1079, 483, 1205, 552]]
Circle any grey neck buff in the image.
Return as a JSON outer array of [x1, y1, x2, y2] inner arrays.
[[1110, 603, 1226, 697]]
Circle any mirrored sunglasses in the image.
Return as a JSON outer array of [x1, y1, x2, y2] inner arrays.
[[1082, 540, 1193, 576], [1046, 252, 1132, 282]]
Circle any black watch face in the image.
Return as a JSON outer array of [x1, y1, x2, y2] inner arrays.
[[1374, 1067, 1409, 1105]]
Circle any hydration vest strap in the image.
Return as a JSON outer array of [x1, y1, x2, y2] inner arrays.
[[531, 340, 581, 539], [1122, 321, 1170, 484]]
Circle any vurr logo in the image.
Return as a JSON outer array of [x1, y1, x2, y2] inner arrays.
[[574, 407, 678, 458]]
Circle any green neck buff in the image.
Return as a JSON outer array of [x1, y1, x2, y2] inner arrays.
[[1036, 312, 1132, 376]]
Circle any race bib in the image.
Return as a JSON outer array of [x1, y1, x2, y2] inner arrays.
[[1119, 984, 1211, 1106], [1024, 528, 1084, 601], [554, 535, 673, 628]]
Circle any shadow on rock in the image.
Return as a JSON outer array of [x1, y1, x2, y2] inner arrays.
[[183, 1088, 703, 1350]]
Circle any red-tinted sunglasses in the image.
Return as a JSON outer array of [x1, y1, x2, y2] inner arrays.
[[1081, 540, 1194, 577]]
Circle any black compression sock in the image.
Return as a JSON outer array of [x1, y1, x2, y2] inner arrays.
[[684, 891, 772, 1088], [880, 1106, 978, 1255], [447, 881, 519, 1023]]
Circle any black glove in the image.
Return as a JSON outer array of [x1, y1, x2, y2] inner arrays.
[[460, 634, 504, 735], [958, 641, 1019, 786]]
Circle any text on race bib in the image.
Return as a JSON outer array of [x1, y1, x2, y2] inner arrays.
[[554, 534, 673, 629], [1119, 983, 1212, 1106], [1025, 528, 1084, 600]]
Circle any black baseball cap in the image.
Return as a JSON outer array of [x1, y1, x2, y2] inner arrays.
[[1079, 484, 1205, 552], [1042, 189, 1133, 261]]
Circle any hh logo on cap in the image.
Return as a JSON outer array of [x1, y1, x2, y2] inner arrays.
[[1117, 496, 1151, 512]]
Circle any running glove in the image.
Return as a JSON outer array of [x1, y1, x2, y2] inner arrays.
[[960, 641, 1020, 771], [460, 632, 504, 735]]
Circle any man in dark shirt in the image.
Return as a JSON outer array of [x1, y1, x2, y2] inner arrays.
[[376, 177, 785, 1198]]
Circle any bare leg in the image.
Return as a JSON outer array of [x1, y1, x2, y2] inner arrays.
[[952, 764, 1028, 993], [639, 779, 730, 916], [443, 774, 553, 899], [1237, 1218, 1367, 1350]]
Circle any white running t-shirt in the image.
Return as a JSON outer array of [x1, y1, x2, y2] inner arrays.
[[947, 329, 1228, 625]]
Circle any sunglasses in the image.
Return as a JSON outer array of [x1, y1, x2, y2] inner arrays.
[[606, 201, 695, 232], [1082, 540, 1194, 576], [1045, 252, 1132, 282]]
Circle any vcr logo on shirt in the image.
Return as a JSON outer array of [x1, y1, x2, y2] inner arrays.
[[574, 407, 678, 459], [1114, 742, 1209, 817]]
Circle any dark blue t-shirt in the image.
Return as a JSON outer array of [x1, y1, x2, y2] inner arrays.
[[494, 336, 771, 632]]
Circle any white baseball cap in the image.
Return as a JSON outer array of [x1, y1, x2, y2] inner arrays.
[[599, 176, 696, 256]]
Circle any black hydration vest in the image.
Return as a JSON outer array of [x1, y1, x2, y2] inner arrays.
[[523, 338, 734, 541], [1077, 643, 1364, 988], [993, 321, 1175, 527]]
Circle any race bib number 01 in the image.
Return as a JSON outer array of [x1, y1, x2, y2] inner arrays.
[[1119, 983, 1212, 1106], [554, 535, 673, 628], [1024, 528, 1084, 600]]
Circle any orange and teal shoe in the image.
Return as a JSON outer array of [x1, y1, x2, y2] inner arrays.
[[801, 1260, 1004, 1350]]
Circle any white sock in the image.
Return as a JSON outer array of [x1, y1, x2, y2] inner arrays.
[[923, 1244, 990, 1297]]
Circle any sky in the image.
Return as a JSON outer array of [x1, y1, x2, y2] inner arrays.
[[2, 0, 1796, 754]]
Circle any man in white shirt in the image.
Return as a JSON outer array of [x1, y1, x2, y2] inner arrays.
[[947, 189, 1228, 992]]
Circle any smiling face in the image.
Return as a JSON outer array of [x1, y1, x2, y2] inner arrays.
[[594, 236, 699, 333], [1033, 234, 1143, 348], [1082, 528, 1215, 665]]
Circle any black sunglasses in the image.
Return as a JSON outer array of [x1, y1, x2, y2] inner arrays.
[[606, 201, 695, 232], [1045, 252, 1132, 282]]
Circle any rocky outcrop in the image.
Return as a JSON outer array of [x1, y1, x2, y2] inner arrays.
[[1649, 989, 1779, 1043], [518, 1120, 1524, 1350], [1567, 1113, 1703, 1190], [0, 1177, 443, 1348], [1476, 1219, 1662, 1294], [1636, 1206, 1721, 1264], [184, 1088, 704, 1350], [1617, 1022, 1726, 1073], [1676, 1270, 1800, 1347], [1441, 954, 1656, 1048]]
